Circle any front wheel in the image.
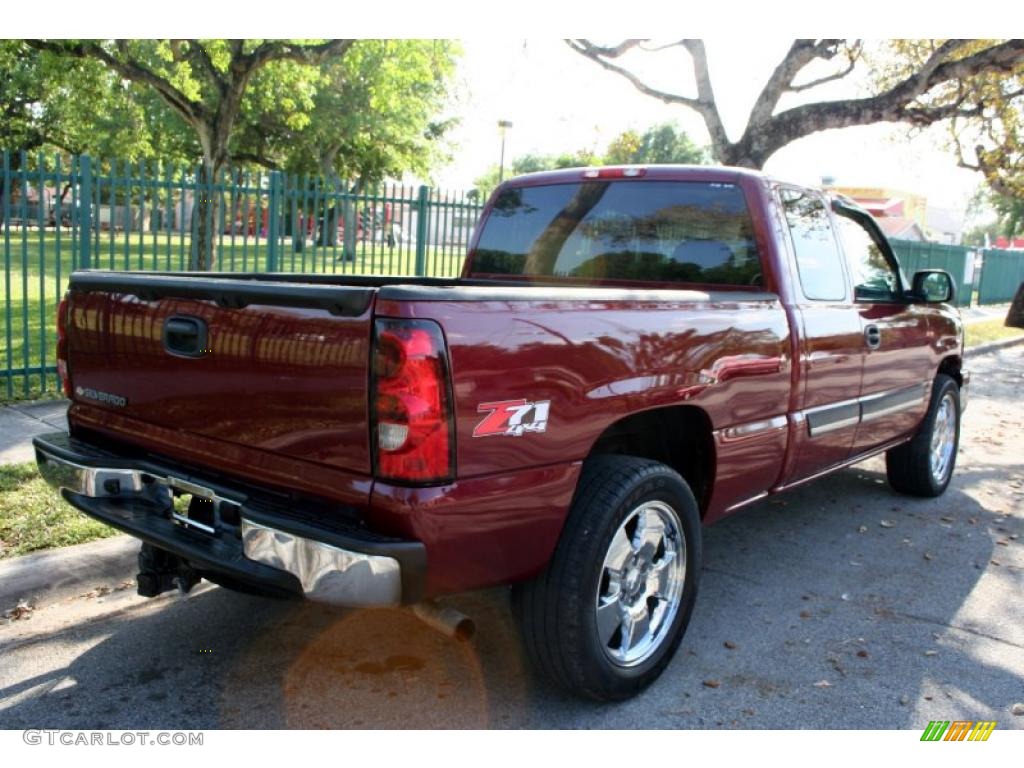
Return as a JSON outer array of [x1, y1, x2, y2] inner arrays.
[[512, 455, 702, 701], [886, 374, 961, 497]]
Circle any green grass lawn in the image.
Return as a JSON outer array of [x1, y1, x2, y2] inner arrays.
[[0, 462, 118, 559], [1, 228, 466, 401], [965, 317, 1024, 348]]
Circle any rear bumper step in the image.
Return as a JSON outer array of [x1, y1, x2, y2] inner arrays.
[[33, 432, 425, 606]]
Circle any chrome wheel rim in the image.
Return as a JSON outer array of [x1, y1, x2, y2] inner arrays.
[[929, 393, 957, 484], [595, 500, 686, 668]]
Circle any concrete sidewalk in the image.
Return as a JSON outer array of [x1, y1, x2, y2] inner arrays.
[[961, 303, 1011, 323], [0, 398, 68, 465], [0, 534, 137, 611]]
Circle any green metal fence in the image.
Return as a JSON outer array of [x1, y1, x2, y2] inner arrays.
[[1, 151, 483, 400], [889, 240, 1024, 307], [978, 249, 1024, 305]]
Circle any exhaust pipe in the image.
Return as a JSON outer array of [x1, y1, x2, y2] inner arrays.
[[411, 600, 475, 642]]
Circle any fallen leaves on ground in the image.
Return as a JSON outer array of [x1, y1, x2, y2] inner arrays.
[[4, 600, 34, 620]]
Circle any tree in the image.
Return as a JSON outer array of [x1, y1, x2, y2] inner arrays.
[[1, 41, 185, 223], [472, 149, 600, 198], [566, 39, 1024, 171], [279, 40, 458, 182], [1, 42, 163, 161], [27, 39, 355, 269], [604, 122, 707, 165], [961, 185, 1024, 246], [471, 121, 706, 198], [232, 40, 460, 254], [993, 193, 1024, 238]]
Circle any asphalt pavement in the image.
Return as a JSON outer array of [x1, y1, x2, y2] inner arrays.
[[0, 346, 1021, 729]]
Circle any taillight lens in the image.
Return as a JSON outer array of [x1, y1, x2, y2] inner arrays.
[[372, 318, 454, 483], [56, 295, 72, 398]]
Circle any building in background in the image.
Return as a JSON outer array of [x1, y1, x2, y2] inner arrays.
[[993, 236, 1024, 250], [822, 182, 964, 245]]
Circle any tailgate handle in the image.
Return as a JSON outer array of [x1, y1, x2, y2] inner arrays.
[[163, 316, 208, 357]]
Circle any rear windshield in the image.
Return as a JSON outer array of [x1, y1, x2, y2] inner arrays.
[[471, 180, 763, 287]]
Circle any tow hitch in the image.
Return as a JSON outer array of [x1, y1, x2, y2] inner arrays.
[[136, 542, 201, 597]]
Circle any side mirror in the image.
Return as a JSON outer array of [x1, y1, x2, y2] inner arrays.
[[912, 270, 955, 304]]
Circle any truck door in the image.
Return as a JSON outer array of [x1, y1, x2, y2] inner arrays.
[[832, 207, 935, 454], [777, 188, 866, 483]]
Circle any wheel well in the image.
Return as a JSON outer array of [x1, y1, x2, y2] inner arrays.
[[586, 406, 715, 516], [938, 355, 963, 387]]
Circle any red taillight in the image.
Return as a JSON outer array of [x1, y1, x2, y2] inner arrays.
[[56, 295, 72, 398], [372, 318, 454, 483]]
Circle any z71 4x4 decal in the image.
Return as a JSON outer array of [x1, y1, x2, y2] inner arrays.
[[473, 399, 551, 438]]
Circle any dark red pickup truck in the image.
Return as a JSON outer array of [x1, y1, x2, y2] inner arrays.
[[36, 165, 968, 700]]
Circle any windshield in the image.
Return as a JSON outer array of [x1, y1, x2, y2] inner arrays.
[[471, 180, 763, 287]]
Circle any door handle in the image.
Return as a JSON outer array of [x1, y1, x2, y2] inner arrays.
[[864, 323, 881, 350], [163, 316, 208, 357]]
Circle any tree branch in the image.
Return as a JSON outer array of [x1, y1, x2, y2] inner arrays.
[[26, 39, 207, 124], [246, 39, 355, 70], [232, 150, 280, 170], [788, 43, 861, 92], [747, 40, 849, 129], [748, 39, 1024, 165], [677, 40, 731, 157], [564, 39, 702, 109], [185, 40, 225, 93]]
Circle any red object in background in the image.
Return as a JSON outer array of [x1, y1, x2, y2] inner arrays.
[[994, 236, 1024, 249]]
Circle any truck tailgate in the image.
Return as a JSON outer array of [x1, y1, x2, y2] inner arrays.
[[66, 273, 376, 476]]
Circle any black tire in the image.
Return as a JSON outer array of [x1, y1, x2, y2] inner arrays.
[[512, 455, 702, 701], [885, 374, 961, 497]]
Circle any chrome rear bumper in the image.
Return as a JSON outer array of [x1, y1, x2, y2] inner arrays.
[[34, 433, 424, 607]]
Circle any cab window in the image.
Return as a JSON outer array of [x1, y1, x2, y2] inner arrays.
[[780, 189, 846, 301]]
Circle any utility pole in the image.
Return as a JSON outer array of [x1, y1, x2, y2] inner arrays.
[[498, 120, 514, 183]]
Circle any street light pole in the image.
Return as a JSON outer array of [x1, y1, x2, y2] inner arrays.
[[498, 120, 513, 183]]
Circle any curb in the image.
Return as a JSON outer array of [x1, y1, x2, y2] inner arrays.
[[0, 534, 138, 612], [966, 334, 1024, 357]]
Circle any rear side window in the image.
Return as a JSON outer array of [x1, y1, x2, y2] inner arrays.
[[471, 181, 763, 287], [835, 214, 902, 301], [781, 189, 846, 301]]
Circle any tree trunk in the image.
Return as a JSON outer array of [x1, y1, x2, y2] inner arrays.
[[342, 179, 361, 262], [0, 151, 24, 227], [716, 141, 766, 170], [191, 161, 222, 271], [318, 154, 342, 250]]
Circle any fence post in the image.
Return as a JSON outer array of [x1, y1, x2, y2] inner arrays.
[[78, 155, 93, 269], [266, 170, 281, 272], [415, 185, 429, 276]]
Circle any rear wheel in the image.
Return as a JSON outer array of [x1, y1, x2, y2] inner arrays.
[[886, 374, 960, 497], [512, 455, 701, 701]]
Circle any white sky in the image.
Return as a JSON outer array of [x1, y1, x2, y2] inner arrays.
[[436, 39, 983, 215]]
